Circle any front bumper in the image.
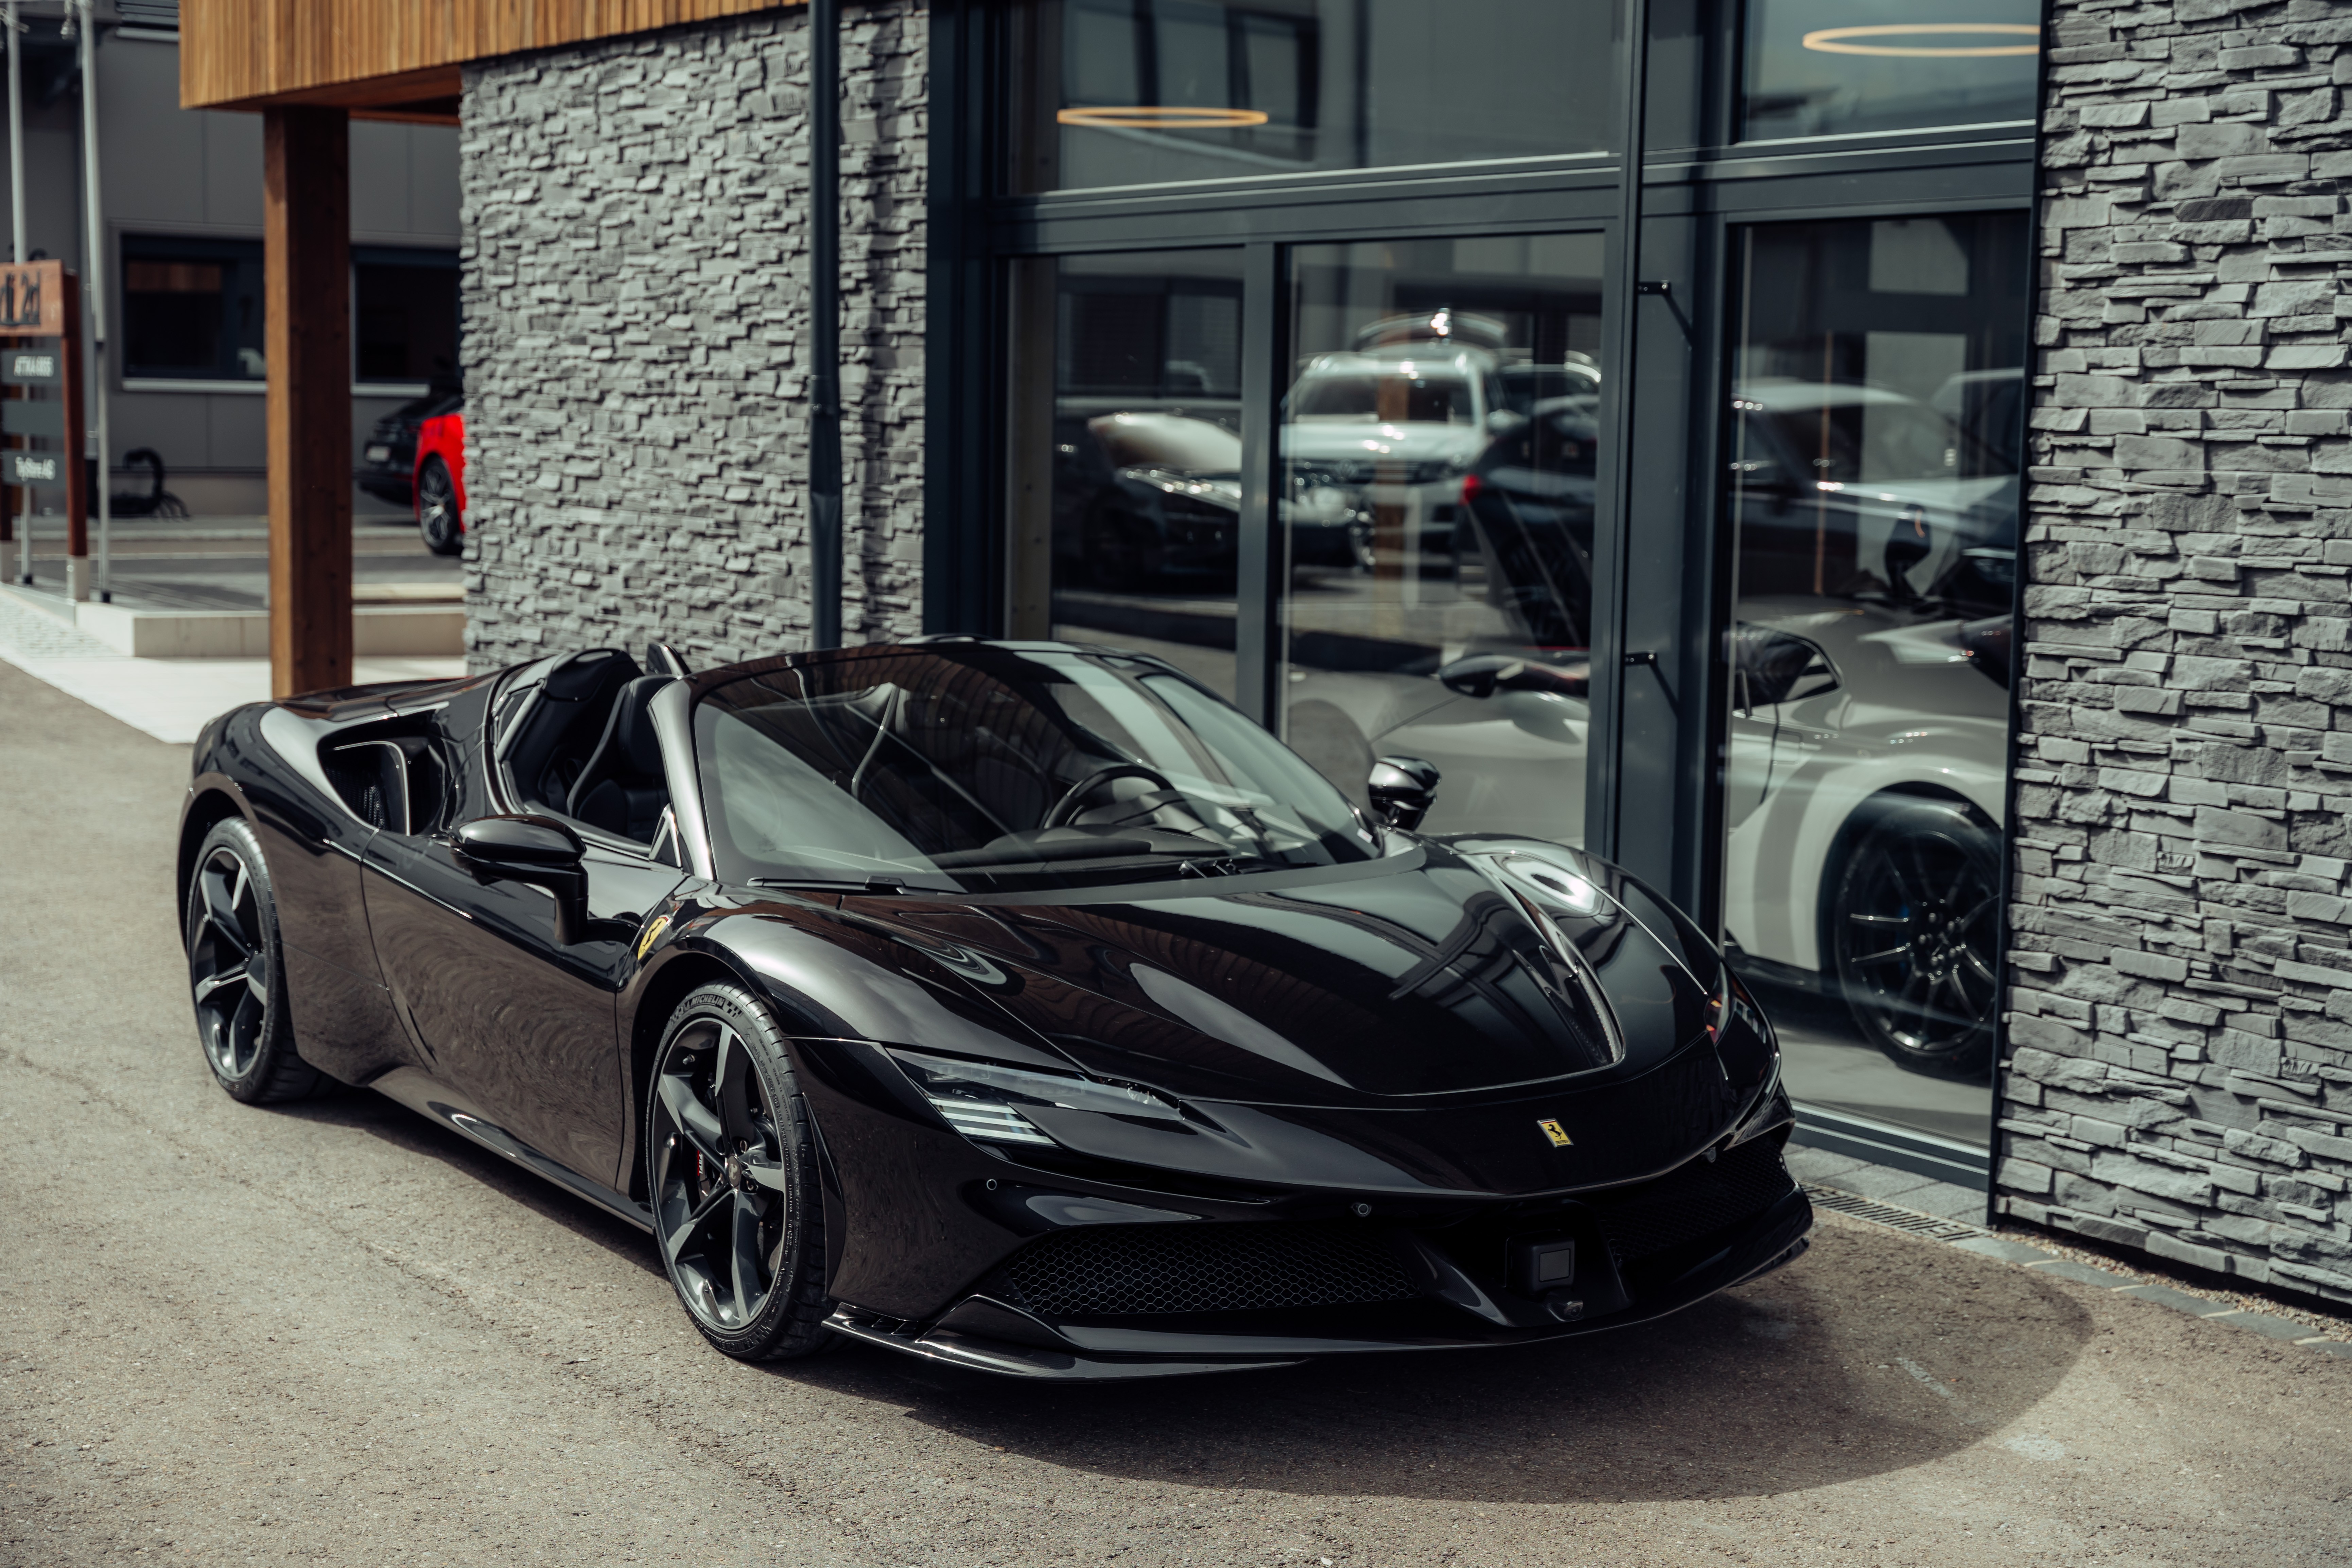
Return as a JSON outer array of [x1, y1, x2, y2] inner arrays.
[[790, 1036, 1809, 1379]]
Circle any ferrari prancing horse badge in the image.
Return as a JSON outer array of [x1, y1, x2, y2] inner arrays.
[[1538, 1118, 1573, 1148]]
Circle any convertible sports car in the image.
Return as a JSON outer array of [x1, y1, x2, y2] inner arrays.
[[178, 638, 1809, 1378]]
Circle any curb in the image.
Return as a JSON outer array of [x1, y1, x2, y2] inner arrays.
[[1804, 1184, 2352, 1361]]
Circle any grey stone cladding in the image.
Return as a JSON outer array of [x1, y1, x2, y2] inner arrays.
[[458, 2, 927, 670], [2004, 0, 2352, 1304]]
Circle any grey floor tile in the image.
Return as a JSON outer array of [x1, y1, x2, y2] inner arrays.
[[2203, 1309, 2315, 1343], [2027, 1259, 2131, 1288], [2118, 1282, 2220, 1317]]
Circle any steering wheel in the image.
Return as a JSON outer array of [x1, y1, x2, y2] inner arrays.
[[1041, 763, 1176, 830]]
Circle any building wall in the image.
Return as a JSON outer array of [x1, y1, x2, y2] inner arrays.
[[2002, 0, 2352, 1304], [459, 2, 926, 670]]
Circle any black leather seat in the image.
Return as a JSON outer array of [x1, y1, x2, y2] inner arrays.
[[567, 676, 672, 841]]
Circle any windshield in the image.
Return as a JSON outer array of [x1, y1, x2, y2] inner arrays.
[[1290, 372, 1477, 425], [696, 646, 1384, 893]]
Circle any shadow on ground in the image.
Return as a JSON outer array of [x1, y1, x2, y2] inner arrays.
[[279, 1078, 2092, 1510]]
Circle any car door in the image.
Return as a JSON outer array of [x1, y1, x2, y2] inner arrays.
[[360, 710, 685, 1193]]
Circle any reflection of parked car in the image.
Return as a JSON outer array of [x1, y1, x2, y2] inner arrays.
[[1499, 354, 1601, 418], [1283, 346, 1518, 573], [1052, 411, 1241, 587], [1460, 401, 1599, 650], [358, 383, 468, 556], [1721, 601, 2008, 1077], [1728, 378, 2014, 618]]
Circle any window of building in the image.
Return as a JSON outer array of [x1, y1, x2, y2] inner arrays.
[[1719, 211, 2027, 1146], [355, 246, 460, 386], [1006, 0, 1620, 193], [1005, 250, 1247, 700], [122, 235, 265, 382], [1742, 0, 2041, 142]]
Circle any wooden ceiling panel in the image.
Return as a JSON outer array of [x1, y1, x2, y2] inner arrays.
[[181, 0, 800, 111]]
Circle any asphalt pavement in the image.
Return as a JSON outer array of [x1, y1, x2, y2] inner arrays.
[[2, 656, 2347, 1567]]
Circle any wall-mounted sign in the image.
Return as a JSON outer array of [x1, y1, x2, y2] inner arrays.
[[0, 261, 63, 337], [5, 451, 60, 485], [5, 350, 56, 383]]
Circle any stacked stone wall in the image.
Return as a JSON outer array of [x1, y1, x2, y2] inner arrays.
[[458, 2, 927, 669], [2005, 0, 2352, 1303]]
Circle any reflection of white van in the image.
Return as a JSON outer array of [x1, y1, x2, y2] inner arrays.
[[1282, 346, 1515, 566]]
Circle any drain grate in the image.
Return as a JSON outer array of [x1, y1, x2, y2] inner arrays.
[[1804, 1185, 1987, 1242]]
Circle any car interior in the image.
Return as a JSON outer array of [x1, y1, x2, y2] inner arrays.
[[498, 646, 684, 844]]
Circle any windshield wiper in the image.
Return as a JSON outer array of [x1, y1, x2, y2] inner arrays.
[[747, 875, 955, 896]]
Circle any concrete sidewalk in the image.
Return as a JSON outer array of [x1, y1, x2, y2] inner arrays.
[[2, 654, 2348, 1567], [0, 585, 463, 742]]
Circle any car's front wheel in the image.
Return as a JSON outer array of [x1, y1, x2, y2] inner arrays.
[[1829, 796, 2000, 1080], [416, 455, 462, 556], [646, 984, 834, 1361], [184, 817, 325, 1104]]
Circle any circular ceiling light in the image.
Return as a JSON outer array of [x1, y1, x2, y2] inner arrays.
[[1801, 23, 2040, 57], [1057, 105, 1272, 129]]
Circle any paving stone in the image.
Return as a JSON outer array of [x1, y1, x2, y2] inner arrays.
[[2118, 1280, 2227, 1315], [2201, 1307, 2324, 1341], [1953, 1236, 2061, 1265], [2026, 1258, 2137, 1288]]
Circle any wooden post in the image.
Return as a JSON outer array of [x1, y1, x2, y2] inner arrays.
[[263, 106, 351, 699]]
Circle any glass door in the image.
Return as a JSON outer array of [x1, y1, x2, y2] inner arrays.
[[1276, 233, 1607, 849], [1718, 212, 2027, 1149]]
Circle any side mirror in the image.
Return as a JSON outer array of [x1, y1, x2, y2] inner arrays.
[[1436, 654, 1591, 701], [1368, 755, 1441, 832], [451, 815, 610, 946]]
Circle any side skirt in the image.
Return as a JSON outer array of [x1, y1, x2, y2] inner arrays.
[[369, 1066, 657, 1234]]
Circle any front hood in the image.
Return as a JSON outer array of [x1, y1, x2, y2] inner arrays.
[[1280, 422, 1485, 466], [837, 842, 1723, 1109]]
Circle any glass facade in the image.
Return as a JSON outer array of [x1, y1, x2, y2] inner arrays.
[[1278, 234, 1603, 846], [1720, 213, 2027, 1146], [1005, 250, 1247, 700], [974, 0, 2037, 1178], [1742, 0, 2041, 142], [1006, 0, 1619, 192]]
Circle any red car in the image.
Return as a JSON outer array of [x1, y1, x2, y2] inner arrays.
[[358, 386, 468, 556], [414, 408, 467, 556]]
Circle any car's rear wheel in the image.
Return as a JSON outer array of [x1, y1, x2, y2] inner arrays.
[[416, 455, 462, 556], [184, 818, 324, 1104], [1829, 797, 2000, 1080], [647, 984, 834, 1361]]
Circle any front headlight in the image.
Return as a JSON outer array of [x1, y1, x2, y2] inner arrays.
[[888, 1048, 1185, 1149]]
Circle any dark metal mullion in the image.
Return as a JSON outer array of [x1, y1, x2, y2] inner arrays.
[[1233, 240, 1284, 727], [1585, 0, 1651, 863]]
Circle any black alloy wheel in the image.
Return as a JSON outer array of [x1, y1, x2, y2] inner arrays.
[[647, 984, 833, 1360], [416, 456, 462, 556], [184, 817, 323, 1104], [1830, 797, 2001, 1080]]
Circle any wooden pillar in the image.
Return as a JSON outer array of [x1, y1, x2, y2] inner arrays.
[[263, 107, 351, 699]]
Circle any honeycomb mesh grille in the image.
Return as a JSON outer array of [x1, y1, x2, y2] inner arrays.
[[1587, 1138, 1795, 1265], [1003, 1223, 1423, 1318]]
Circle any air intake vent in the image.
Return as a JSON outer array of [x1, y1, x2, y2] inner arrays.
[[1003, 1222, 1422, 1318], [1586, 1138, 1796, 1266]]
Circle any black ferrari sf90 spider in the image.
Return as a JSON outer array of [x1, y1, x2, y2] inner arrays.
[[179, 639, 1809, 1378]]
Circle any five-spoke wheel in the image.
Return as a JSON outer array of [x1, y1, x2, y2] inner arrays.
[[1829, 797, 2000, 1079], [183, 817, 321, 1103], [417, 456, 462, 557], [647, 984, 833, 1360]]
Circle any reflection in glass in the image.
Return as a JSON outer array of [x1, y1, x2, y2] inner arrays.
[[1005, 250, 1245, 700], [1743, 0, 2040, 142], [1278, 234, 1604, 855], [1721, 213, 2026, 1150], [1006, 0, 1617, 193]]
